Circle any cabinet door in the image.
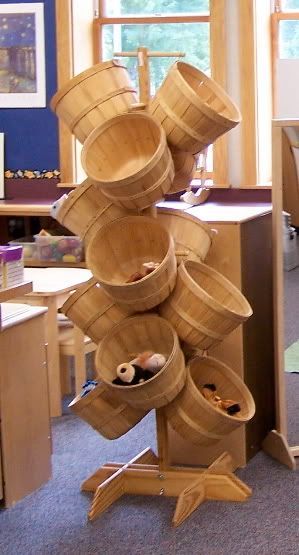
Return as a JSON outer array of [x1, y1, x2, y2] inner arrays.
[[0, 441, 3, 500], [0, 312, 51, 507]]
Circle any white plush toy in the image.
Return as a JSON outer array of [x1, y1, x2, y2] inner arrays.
[[50, 193, 68, 220]]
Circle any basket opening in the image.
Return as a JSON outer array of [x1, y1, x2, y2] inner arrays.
[[84, 116, 161, 183], [96, 318, 175, 384], [88, 218, 170, 284], [176, 61, 240, 121], [187, 262, 251, 316], [189, 359, 252, 419]]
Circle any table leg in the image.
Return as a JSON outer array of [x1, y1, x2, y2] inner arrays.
[[43, 296, 62, 418], [73, 326, 86, 396]]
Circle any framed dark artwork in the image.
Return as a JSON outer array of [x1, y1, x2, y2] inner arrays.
[[0, 3, 45, 107]]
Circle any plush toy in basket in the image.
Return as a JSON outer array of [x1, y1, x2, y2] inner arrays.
[[112, 351, 167, 386]]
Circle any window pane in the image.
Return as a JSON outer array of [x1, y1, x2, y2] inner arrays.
[[281, 0, 299, 9], [102, 23, 210, 94], [105, 0, 209, 16], [279, 20, 299, 58]]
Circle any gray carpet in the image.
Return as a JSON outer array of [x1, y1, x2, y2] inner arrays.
[[0, 378, 298, 555], [0, 271, 298, 554]]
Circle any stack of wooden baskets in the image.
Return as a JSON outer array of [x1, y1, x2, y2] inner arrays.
[[51, 58, 255, 446]]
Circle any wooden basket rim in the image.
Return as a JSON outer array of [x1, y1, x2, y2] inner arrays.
[[61, 277, 99, 315], [181, 260, 253, 319], [81, 112, 167, 186], [68, 381, 108, 410], [172, 61, 242, 125], [56, 178, 94, 222], [99, 151, 173, 201], [86, 215, 173, 287], [157, 207, 215, 241], [96, 314, 180, 390], [187, 355, 256, 422], [50, 59, 129, 111], [171, 404, 222, 440]]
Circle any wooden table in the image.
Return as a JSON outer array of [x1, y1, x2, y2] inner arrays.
[[16, 267, 92, 417]]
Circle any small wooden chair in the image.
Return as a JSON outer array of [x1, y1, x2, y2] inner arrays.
[[58, 323, 97, 397]]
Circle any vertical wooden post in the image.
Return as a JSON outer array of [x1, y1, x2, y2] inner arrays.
[[137, 47, 151, 104], [155, 408, 170, 470]]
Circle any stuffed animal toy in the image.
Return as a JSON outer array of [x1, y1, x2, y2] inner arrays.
[[132, 351, 166, 373], [112, 351, 167, 386], [112, 363, 154, 386], [50, 194, 68, 220], [126, 261, 160, 283], [200, 383, 241, 416]]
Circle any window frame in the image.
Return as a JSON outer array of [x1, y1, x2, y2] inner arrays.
[[55, 0, 228, 187], [272, 1, 299, 115]]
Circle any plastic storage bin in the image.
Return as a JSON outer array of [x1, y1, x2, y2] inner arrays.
[[34, 235, 83, 263], [9, 237, 37, 261]]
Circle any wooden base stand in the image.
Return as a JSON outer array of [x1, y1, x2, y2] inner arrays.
[[81, 410, 252, 527]]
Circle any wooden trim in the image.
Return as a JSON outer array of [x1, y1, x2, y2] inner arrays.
[[271, 12, 279, 116], [94, 15, 210, 25], [98, 0, 106, 17], [271, 124, 287, 436], [54, 0, 75, 183], [275, 12, 299, 20], [92, 18, 101, 64], [210, 0, 228, 185], [0, 281, 33, 304], [239, 1, 257, 187]]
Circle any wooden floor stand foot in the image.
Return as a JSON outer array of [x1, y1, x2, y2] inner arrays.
[[262, 430, 296, 470], [81, 449, 252, 527]]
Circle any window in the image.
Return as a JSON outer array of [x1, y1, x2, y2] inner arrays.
[[272, 1, 299, 117], [274, 0, 299, 59], [93, 1, 215, 181], [56, 1, 228, 186]]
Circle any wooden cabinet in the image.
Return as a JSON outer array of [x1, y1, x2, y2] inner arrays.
[[164, 203, 275, 469], [0, 303, 52, 507]]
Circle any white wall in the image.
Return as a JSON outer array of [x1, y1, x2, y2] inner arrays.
[[276, 59, 299, 118]]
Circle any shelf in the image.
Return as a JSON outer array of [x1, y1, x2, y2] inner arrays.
[[0, 281, 33, 303], [24, 259, 86, 268]]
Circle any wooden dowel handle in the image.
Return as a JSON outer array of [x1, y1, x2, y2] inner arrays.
[[114, 51, 185, 58]]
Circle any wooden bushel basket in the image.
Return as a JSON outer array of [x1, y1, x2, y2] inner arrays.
[[50, 60, 138, 143], [159, 260, 253, 350], [69, 382, 148, 440], [157, 208, 215, 264], [95, 314, 186, 410], [149, 61, 241, 154], [86, 215, 177, 312], [61, 278, 134, 344], [166, 355, 255, 446], [81, 112, 174, 211], [167, 146, 197, 194], [53, 178, 131, 244]]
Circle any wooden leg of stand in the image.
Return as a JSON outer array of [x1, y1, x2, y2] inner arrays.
[[88, 473, 125, 521], [173, 479, 205, 527], [81, 447, 158, 492], [207, 451, 234, 474]]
